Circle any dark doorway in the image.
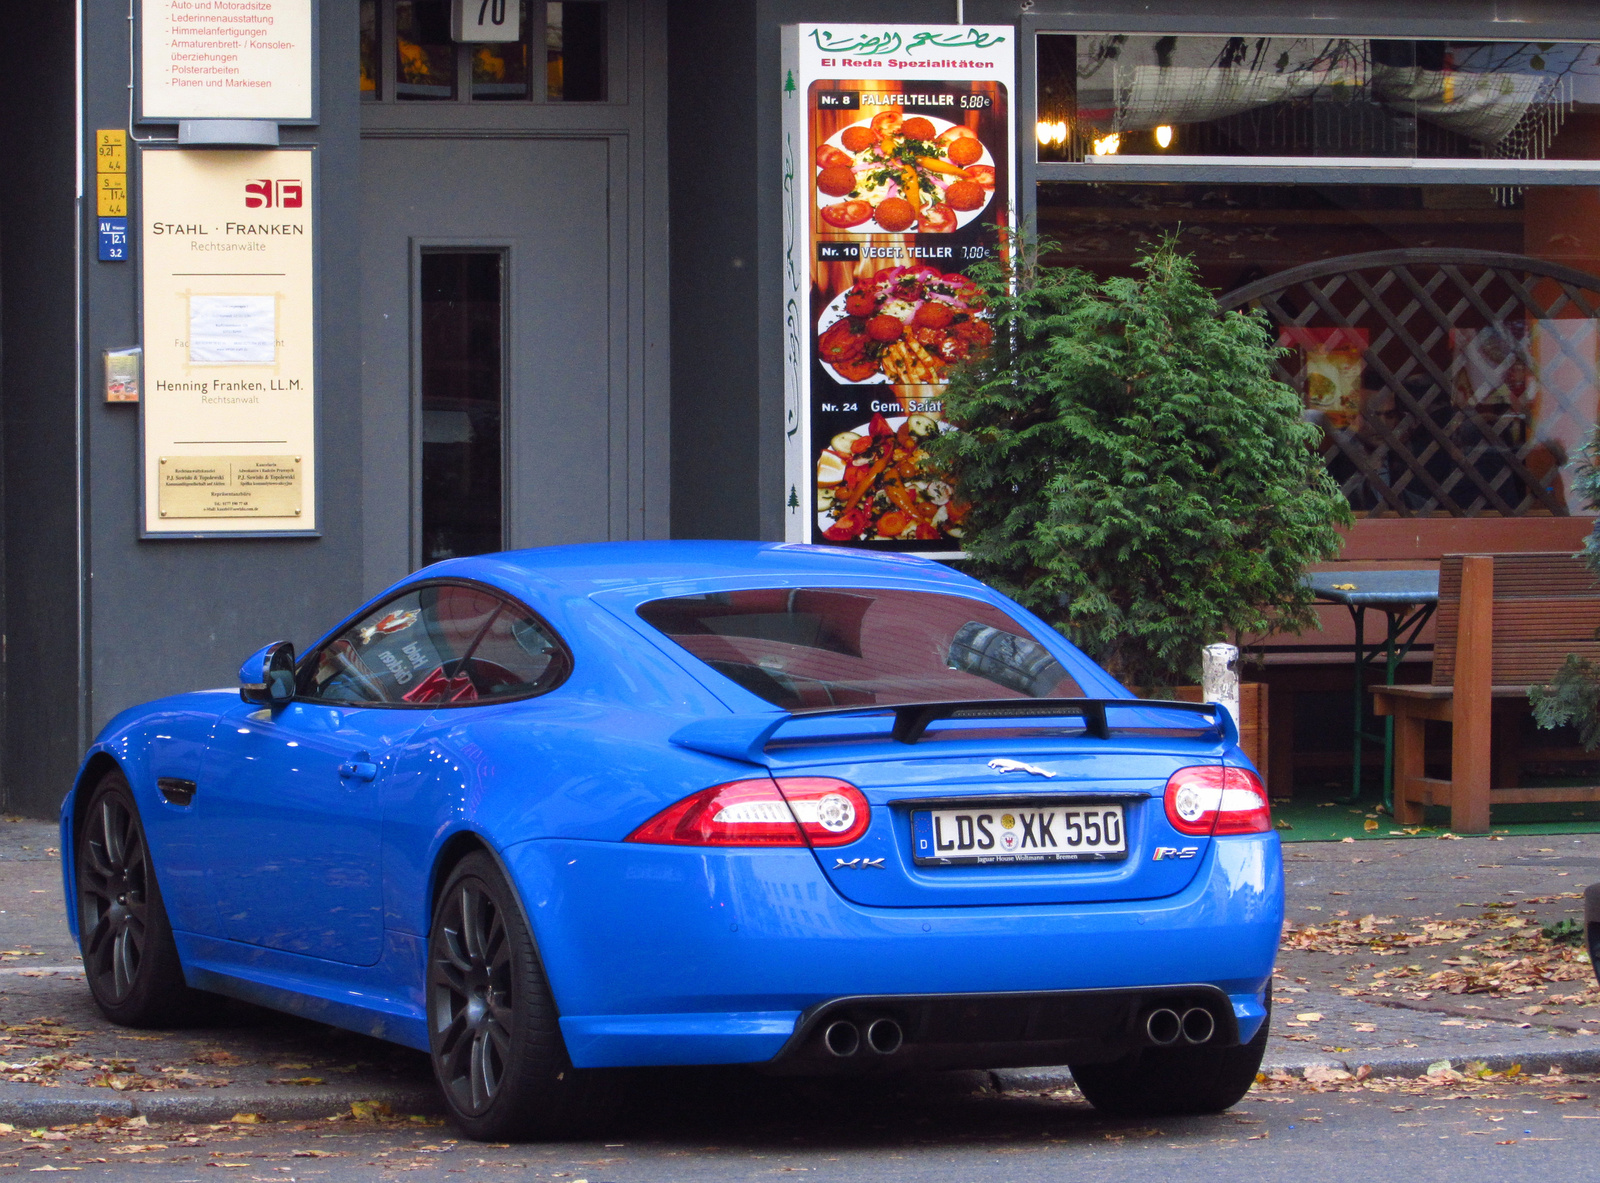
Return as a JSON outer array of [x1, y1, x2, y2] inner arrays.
[[420, 251, 504, 561]]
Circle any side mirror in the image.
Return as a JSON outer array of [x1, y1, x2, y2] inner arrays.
[[239, 641, 297, 706]]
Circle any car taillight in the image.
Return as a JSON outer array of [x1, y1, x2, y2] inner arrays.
[[626, 777, 869, 848], [1164, 766, 1271, 836], [772, 777, 871, 846]]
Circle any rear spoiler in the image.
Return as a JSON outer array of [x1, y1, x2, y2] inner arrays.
[[669, 698, 1237, 766]]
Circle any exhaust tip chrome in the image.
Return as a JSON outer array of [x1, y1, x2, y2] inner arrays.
[[1181, 1007, 1216, 1045], [1144, 1007, 1182, 1046], [864, 1017, 903, 1055], [823, 1020, 860, 1057]]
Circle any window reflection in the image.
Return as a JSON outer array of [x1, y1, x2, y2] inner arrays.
[[1039, 35, 1600, 162], [547, 2, 606, 101], [360, 0, 380, 101], [472, 0, 533, 100], [396, 0, 457, 101], [1035, 182, 1600, 516]]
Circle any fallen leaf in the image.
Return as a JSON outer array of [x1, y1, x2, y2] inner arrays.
[[1295, 1013, 1324, 1023], [1302, 1065, 1352, 1083], [226, 1114, 259, 1125]]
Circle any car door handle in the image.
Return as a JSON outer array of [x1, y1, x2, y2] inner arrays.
[[338, 761, 378, 782]]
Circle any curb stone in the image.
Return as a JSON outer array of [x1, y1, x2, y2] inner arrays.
[[991, 1044, 1600, 1093], [0, 1081, 443, 1128]]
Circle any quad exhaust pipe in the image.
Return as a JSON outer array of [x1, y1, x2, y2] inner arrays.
[[823, 1017, 904, 1057], [1143, 1006, 1216, 1046]]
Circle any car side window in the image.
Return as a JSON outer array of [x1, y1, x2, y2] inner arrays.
[[460, 604, 569, 700], [301, 583, 568, 707], [302, 584, 500, 705]]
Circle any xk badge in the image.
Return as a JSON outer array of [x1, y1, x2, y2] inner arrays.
[[834, 857, 886, 869]]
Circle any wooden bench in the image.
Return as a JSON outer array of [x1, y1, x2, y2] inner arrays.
[[1372, 552, 1600, 833]]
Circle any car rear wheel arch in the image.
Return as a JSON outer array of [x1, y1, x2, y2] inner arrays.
[[428, 832, 543, 962]]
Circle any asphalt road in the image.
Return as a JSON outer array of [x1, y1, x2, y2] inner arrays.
[[0, 1064, 1595, 1181]]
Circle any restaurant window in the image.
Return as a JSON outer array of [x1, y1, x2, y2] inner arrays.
[[1034, 35, 1600, 519], [365, 0, 607, 103], [1037, 35, 1600, 162]]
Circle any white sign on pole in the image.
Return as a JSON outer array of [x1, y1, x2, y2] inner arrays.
[[140, 0, 315, 121], [451, 0, 522, 42], [780, 24, 1016, 556]]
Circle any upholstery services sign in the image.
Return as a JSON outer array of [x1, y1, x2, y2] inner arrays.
[[141, 149, 316, 536], [781, 24, 1014, 555], [140, 0, 314, 121]]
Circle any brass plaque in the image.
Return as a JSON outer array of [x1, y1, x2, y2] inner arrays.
[[158, 455, 302, 520]]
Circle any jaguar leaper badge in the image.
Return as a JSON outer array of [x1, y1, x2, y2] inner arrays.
[[988, 758, 1055, 778]]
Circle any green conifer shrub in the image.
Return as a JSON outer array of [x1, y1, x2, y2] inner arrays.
[[927, 235, 1351, 688]]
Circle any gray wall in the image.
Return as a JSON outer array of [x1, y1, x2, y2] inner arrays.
[[48, 0, 369, 819], [0, 4, 82, 817]]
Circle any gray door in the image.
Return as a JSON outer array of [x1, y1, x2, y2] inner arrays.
[[361, 137, 614, 586]]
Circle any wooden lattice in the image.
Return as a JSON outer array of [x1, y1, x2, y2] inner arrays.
[[1219, 249, 1600, 517]]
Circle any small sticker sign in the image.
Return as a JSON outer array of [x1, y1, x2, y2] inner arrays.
[[98, 217, 129, 262]]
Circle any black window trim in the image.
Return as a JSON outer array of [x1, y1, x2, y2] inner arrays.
[[294, 576, 574, 710]]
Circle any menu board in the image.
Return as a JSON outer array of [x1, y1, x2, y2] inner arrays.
[[140, 0, 314, 121], [781, 24, 1014, 555], [141, 149, 316, 536]]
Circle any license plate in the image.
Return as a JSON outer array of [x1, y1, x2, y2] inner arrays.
[[911, 803, 1126, 865]]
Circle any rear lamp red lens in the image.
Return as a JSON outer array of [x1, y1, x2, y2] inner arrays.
[[1163, 766, 1271, 836], [626, 777, 870, 847]]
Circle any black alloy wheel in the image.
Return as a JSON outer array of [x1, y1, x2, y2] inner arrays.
[[432, 877, 517, 1112], [76, 771, 215, 1026], [80, 789, 149, 1003], [426, 852, 607, 1140]]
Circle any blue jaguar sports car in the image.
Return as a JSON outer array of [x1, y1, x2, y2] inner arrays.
[[61, 541, 1281, 1139]]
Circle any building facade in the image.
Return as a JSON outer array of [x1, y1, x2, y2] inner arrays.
[[0, 0, 1597, 815]]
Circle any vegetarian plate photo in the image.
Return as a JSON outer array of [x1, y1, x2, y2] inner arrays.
[[816, 264, 992, 386]]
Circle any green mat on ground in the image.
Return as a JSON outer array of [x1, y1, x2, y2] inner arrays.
[[1270, 794, 1600, 842]]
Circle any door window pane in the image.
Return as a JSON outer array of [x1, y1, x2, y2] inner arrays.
[[397, 0, 457, 101], [303, 585, 501, 705], [360, 0, 381, 100], [1039, 34, 1600, 162], [421, 253, 504, 562], [462, 605, 570, 698], [472, 0, 533, 100], [546, 2, 606, 101]]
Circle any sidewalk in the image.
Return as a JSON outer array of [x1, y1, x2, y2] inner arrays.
[[2, 819, 1595, 1124]]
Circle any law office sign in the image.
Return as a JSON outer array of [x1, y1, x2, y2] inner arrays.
[[140, 0, 315, 121], [780, 24, 1015, 555], [140, 149, 316, 536]]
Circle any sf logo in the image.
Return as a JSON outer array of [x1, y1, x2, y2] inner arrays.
[[245, 180, 303, 209]]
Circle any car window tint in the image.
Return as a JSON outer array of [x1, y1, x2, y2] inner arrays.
[[636, 588, 1084, 711], [303, 584, 500, 705], [461, 606, 568, 700]]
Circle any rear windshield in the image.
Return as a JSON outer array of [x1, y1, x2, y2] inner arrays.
[[636, 587, 1084, 711]]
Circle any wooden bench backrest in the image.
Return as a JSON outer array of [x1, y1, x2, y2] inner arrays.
[[1433, 551, 1600, 687]]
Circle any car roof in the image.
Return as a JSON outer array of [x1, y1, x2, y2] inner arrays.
[[411, 540, 986, 605]]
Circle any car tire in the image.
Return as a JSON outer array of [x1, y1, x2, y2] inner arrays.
[[1069, 998, 1271, 1117], [76, 771, 216, 1026], [427, 851, 603, 1141]]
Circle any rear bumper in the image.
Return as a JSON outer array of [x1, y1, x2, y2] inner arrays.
[[502, 833, 1281, 1070]]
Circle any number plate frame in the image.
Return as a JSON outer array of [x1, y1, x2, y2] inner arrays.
[[911, 800, 1128, 866]]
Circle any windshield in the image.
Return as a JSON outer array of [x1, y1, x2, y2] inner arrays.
[[636, 587, 1084, 711]]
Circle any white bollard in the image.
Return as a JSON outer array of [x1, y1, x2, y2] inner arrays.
[[1202, 642, 1240, 734]]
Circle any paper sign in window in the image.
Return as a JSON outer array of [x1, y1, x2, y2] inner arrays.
[[189, 295, 278, 365]]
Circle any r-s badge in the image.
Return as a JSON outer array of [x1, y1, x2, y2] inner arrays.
[[1152, 846, 1199, 861]]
